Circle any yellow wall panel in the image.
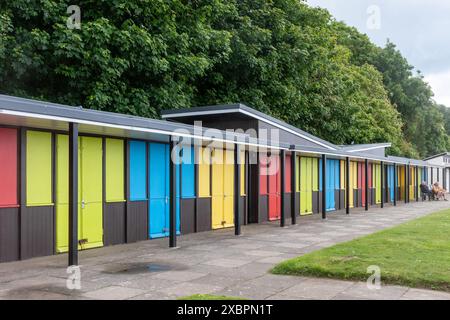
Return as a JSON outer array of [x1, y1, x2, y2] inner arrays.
[[240, 149, 246, 196], [312, 158, 318, 191], [26, 130, 53, 206], [105, 138, 125, 202]]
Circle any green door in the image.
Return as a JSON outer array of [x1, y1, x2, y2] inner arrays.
[[56, 135, 103, 252], [300, 157, 313, 215], [80, 137, 103, 249], [55, 135, 69, 253]]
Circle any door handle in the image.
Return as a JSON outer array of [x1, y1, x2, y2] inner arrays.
[[81, 200, 85, 209]]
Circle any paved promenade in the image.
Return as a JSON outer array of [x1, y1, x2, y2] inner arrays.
[[1, 201, 450, 300]]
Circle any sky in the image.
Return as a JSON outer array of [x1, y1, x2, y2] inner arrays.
[[307, 0, 450, 107]]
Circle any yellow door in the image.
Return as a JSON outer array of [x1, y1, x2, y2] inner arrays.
[[223, 149, 234, 228], [212, 148, 224, 229], [409, 167, 415, 200], [211, 148, 234, 229]]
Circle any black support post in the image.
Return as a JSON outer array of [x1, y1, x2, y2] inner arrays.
[[380, 161, 384, 208], [404, 164, 408, 203], [345, 157, 350, 215], [393, 163, 397, 206], [291, 151, 296, 225], [321, 154, 326, 220], [234, 144, 241, 236], [169, 137, 177, 248], [68, 123, 79, 266], [280, 150, 286, 227], [365, 159, 369, 211]]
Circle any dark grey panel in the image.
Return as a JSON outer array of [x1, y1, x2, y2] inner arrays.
[[197, 198, 211, 232], [258, 121, 328, 149], [353, 190, 358, 207], [358, 189, 362, 207], [295, 192, 300, 217], [248, 163, 259, 224], [259, 195, 268, 223], [284, 193, 292, 218], [371, 189, 376, 205], [21, 206, 54, 260], [312, 191, 319, 214], [0, 208, 20, 263], [104, 202, 126, 246], [239, 196, 247, 226], [181, 198, 196, 235], [318, 191, 323, 214], [127, 201, 148, 243], [334, 190, 340, 210], [339, 190, 345, 210]]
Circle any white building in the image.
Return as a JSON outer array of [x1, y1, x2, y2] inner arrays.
[[423, 153, 450, 190]]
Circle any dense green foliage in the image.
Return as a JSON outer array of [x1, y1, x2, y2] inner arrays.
[[0, 0, 448, 157], [272, 209, 450, 292]]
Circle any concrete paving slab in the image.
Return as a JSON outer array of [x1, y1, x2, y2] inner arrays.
[[82, 286, 146, 300]]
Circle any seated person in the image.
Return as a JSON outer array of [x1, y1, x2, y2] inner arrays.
[[420, 181, 433, 200], [432, 182, 448, 201]]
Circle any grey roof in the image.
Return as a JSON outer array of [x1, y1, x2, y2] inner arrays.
[[0, 94, 202, 135], [162, 103, 339, 150], [387, 156, 432, 167], [339, 143, 391, 152], [0, 94, 435, 167], [423, 152, 450, 161]]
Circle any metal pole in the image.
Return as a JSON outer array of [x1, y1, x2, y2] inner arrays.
[[321, 154, 326, 220], [291, 152, 297, 225], [234, 144, 241, 235], [345, 157, 350, 215], [169, 137, 177, 248], [393, 163, 397, 206], [365, 159, 369, 211], [280, 150, 286, 227], [404, 164, 408, 203], [68, 123, 79, 266], [380, 161, 384, 208]]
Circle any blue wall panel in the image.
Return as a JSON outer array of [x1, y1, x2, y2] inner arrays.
[[129, 140, 147, 201], [181, 145, 195, 199]]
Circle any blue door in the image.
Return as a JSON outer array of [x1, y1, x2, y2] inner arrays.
[[326, 159, 336, 211], [149, 143, 180, 239], [387, 165, 395, 202], [129, 140, 147, 201]]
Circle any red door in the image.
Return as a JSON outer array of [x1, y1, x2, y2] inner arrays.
[[268, 155, 281, 220], [0, 128, 18, 207]]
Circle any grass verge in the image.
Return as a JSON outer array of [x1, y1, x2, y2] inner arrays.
[[271, 209, 450, 291]]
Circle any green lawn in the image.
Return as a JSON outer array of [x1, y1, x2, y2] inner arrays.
[[178, 294, 247, 300], [271, 209, 450, 291]]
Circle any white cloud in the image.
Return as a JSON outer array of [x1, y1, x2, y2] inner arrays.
[[425, 70, 450, 108], [306, 0, 450, 107]]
